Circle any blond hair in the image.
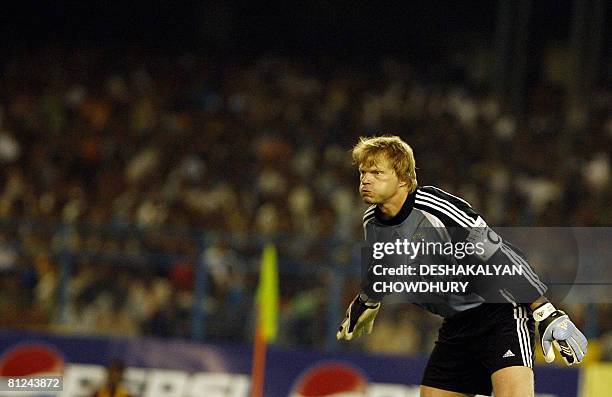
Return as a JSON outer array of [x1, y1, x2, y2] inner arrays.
[[352, 135, 417, 192]]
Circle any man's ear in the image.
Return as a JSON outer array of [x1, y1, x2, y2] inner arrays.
[[399, 180, 408, 187]]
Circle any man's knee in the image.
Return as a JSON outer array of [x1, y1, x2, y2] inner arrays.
[[491, 366, 534, 397], [420, 385, 474, 397]]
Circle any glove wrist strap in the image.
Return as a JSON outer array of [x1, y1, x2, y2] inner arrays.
[[533, 302, 556, 322], [359, 293, 380, 305]]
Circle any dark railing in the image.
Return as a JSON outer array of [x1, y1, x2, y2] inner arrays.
[[0, 218, 360, 348]]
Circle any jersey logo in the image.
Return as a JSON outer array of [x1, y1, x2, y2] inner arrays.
[[503, 350, 515, 358], [466, 217, 502, 261]]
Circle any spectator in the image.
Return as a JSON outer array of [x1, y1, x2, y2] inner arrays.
[[91, 360, 131, 397]]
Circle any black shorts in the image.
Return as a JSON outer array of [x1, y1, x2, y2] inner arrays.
[[421, 303, 535, 396]]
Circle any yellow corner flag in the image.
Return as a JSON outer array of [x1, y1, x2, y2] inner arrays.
[[251, 243, 279, 397], [256, 243, 279, 341]]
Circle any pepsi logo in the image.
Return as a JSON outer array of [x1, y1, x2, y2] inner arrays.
[[0, 343, 65, 376], [291, 362, 368, 397]]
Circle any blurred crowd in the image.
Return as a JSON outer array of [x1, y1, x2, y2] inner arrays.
[[0, 48, 611, 358]]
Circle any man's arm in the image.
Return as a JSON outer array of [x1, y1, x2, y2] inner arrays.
[[530, 296, 549, 311], [337, 207, 382, 341], [466, 225, 587, 365], [415, 186, 548, 304], [466, 223, 587, 365], [417, 186, 587, 365]]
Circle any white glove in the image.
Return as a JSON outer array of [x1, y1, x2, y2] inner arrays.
[[533, 302, 587, 365], [337, 294, 380, 341]]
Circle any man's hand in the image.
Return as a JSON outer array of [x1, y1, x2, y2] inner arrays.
[[337, 294, 380, 341], [533, 302, 587, 365]]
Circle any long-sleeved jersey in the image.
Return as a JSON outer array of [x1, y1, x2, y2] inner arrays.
[[362, 185, 547, 318]]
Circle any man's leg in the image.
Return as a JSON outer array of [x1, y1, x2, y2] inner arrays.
[[420, 385, 474, 397], [491, 366, 534, 397]]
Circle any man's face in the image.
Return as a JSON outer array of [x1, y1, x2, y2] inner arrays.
[[358, 156, 402, 204]]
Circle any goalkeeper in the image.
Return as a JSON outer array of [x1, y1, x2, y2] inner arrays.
[[337, 135, 587, 397]]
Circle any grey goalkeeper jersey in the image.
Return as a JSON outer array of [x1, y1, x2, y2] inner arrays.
[[362, 185, 547, 318]]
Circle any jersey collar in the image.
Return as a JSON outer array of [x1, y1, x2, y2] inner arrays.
[[374, 188, 417, 226]]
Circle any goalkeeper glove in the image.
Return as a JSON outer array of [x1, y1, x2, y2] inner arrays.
[[533, 302, 587, 365], [337, 294, 380, 341]]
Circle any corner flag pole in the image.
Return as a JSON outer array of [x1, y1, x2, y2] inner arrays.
[[251, 244, 279, 397]]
